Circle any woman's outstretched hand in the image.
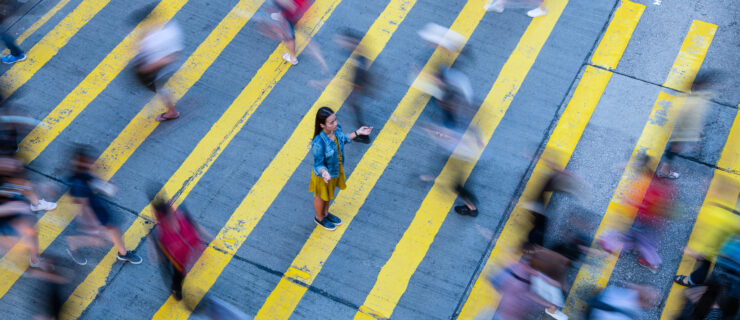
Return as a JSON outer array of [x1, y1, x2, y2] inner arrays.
[[356, 126, 373, 136]]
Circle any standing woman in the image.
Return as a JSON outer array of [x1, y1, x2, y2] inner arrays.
[[310, 107, 372, 230]]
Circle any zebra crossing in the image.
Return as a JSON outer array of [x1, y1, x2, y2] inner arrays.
[[0, 0, 735, 318]]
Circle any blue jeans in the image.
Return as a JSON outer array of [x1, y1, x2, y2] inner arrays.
[[0, 33, 23, 57]]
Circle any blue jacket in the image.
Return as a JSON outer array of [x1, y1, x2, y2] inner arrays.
[[312, 124, 351, 178]]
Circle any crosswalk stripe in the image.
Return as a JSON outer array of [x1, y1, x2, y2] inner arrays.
[[663, 20, 716, 92], [660, 107, 740, 319], [0, 0, 110, 97], [59, 0, 344, 317], [5, 0, 72, 55], [352, 1, 566, 319], [155, 0, 423, 317], [563, 19, 717, 314], [456, 1, 644, 318], [254, 0, 488, 318], [0, 0, 259, 300], [18, 0, 191, 163]]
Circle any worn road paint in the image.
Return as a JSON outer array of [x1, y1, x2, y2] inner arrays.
[[662, 20, 716, 92]]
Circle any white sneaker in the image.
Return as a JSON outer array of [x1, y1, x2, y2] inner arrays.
[[545, 309, 568, 320], [270, 12, 283, 21], [31, 199, 57, 212], [484, 1, 504, 12], [282, 53, 298, 65], [527, 6, 548, 17]]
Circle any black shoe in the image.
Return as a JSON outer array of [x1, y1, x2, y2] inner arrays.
[[314, 217, 336, 231], [173, 289, 183, 301], [326, 213, 342, 225], [117, 251, 143, 264], [454, 205, 478, 217], [354, 135, 371, 144]]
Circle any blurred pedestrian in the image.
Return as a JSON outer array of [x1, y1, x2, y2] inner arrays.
[[585, 283, 658, 319], [676, 279, 740, 320], [674, 199, 740, 287], [598, 155, 674, 273], [271, 0, 312, 65], [149, 195, 209, 301], [658, 73, 716, 179], [0, 180, 40, 267], [335, 29, 373, 143], [484, 0, 548, 17], [487, 249, 569, 320], [26, 254, 71, 320], [132, 5, 183, 122], [0, 0, 26, 64], [64, 147, 142, 265], [310, 107, 372, 230]]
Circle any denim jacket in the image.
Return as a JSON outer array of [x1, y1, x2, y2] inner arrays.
[[312, 124, 351, 178]]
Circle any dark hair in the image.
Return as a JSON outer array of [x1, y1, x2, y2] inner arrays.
[[313, 107, 334, 137], [151, 196, 171, 221]]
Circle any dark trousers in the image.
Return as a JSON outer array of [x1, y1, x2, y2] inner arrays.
[[172, 269, 185, 293], [688, 258, 711, 285], [0, 33, 22, 56]]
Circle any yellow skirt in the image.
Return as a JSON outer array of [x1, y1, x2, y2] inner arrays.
[[309, 164, 346, 201]]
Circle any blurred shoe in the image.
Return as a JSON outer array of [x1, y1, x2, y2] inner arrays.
[[327, 213, 342, 226], [354, 134, 371, 144], [270, 12, 282, 21], [483, 1, 504, 12], [66, 248, 88, 265], [29, 257, 54, 271], [526, 7, 548, 17], [282, 53, 298, 65], [31, 199, 57, 212], [173, 289, 183, 301], [657, 171, 680, 179], [638, 257, 659, 274], [1, 53, 26, 64], [117, 251, 143, 264], [545, 309, 568, 320], [314, 217, 336, 231], [454, 205, 478, 217]]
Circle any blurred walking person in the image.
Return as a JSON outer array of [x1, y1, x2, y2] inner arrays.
[[271, 0, 312, 65], [658, 72, 716, 179], [585, 283, 658, 319], [149, 195, 209, 302], [0, 0, 26, 64], [676, 279, 739, 320], [598, 155, 674, 273], [335, 29, 373, 143], [132, 5, 183, 122], [484, 0, 548, 17], [310, 107, 371, 230], [64, 147, 142, 265], [674, 176, 740, 288]]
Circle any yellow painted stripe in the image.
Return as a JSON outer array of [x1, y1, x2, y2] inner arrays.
[[660, 108, 740, 320], [457, 2, 644, 318], [254, 0, 490, 318], [18, 0, 191, 163], [4, 0, 72, 55], [353, 2, 566, 319], [0, 0, 111, 97], [663, 20, 716, 92], [0, 0, 196, 299], [590, 0, 643, 69], [563, 20, 717, 314], [156, 0, 431, 317], [60, 0, 342, 317]]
